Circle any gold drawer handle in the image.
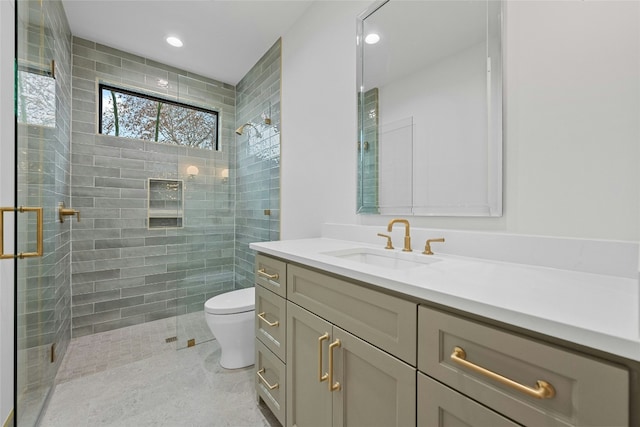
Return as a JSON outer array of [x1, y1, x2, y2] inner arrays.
[[257, 312, 279, 327], [258, 268, 279, 281], [451, 346, 555, 399], [318, 333, 329, 382], [256, 368, 279, 390], [329, 338, 341, 392]]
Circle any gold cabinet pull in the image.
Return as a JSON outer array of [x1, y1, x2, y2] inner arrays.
[[257, 312, 279, 327], [256, 368, 279, 390], [451, 346, 555, 399], [257, 268, 279, 281], [328, 338, 341, 392], [318, 332, 329, 382], [0, 206, 43, 259], [58, 202, 80, 223]]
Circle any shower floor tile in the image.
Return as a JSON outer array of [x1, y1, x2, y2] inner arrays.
[[56, 311, 214, 383], [41, 314, 277, 427]]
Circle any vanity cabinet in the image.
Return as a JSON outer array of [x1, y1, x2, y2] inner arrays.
[[254, 254, 288, 426], [255, 253, 632, 427], [256, 339, 286, 423], [286, 297, 416, 427], [255, 254, 417, 427], [286, 263, 417, 427], [256, 284, 286, 361], [286, 264, 417, 365], [256, 254, 287, 297], [418, 373, 520, 427], [418, 306, 629, 427]]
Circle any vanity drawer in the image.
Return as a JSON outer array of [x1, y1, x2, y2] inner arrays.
[[255, 254, 286, 297], [418, 306, 629, 427], [287, 264, 417, 365], [256, 339, 286, 426], [418, 373, 519, 427], [255, 284, 286, 362]]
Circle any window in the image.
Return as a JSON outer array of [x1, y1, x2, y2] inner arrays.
[[99, 84, 219, 150], [17, 66, 56, 127]]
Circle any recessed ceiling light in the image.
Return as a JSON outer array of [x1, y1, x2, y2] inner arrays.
[[364, 33, 380, 45], [166, 36, 183, 48]]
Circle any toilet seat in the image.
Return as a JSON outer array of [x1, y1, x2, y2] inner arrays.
[[204, 288, 255, 315]]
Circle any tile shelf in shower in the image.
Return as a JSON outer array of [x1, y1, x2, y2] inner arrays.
[[148, 178, 184, 229]]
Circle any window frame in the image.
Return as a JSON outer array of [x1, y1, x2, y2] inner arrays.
[[98, 83, 220, 151]]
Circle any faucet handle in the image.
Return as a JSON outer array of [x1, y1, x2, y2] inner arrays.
[[423, 238, 445, 255], [377, 233, 394, 250]]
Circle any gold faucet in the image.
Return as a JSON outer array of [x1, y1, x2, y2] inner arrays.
[[387, 218, 412, 252], [423, 238, 445, 255], [376, 233, 394, 249]]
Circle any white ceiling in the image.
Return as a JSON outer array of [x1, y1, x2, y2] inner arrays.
[[61, 0, 314, 85]]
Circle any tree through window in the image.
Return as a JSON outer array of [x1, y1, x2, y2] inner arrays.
[[17, 67, 56, 127], [99, 84, 219, 150]]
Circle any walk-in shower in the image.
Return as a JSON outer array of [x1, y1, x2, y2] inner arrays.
[[13, 0, 281, 424]]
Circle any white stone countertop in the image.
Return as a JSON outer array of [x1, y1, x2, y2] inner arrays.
[[250, 238, 640, 362]]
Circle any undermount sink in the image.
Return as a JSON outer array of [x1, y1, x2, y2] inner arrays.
[[322, 247, 441, 270]]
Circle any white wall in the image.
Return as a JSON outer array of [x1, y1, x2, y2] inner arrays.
[[0, 0, 15, 424], [281, 0, 368, 239], [281, 0, 639, 242], [379, 43, 490, 215]]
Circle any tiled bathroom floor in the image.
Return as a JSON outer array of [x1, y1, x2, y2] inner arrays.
[[55, 311, 215, 383], [40, 313, 278, 427]]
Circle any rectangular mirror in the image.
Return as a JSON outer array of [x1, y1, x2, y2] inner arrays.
[[357, 0, 503, 216]]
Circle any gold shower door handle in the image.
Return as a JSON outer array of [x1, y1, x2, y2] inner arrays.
[[328, 338, 341, 392], [256, 368, 279, 390], [0, 206, 43, 259], [450, 346, 556, 399], [257, 268, 279, 281], [318, 332, 329, 382]]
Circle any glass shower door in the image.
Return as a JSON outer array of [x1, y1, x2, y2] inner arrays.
[[14, 0, 72, 425], [173, 74, 232, 349]]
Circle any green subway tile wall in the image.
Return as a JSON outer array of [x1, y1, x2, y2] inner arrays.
[[234, 39, 281, 289], [69, 37, 281, 337], [70, 37, 237, 337]]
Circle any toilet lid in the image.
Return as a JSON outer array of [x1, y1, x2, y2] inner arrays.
[[204, 288, 255, 315]]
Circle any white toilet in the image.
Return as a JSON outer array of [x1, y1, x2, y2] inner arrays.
[[204, 287, 255, 369]]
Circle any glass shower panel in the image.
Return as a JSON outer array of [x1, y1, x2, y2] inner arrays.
[[267, 111, 281, 243], [142, 142, 181, 341], [15, 0, 72, 425], [174, 74, 231, 349], [235, 39, 282, 291], [234, 100, 278, 290]]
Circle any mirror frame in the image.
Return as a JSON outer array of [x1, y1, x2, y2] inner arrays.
[[356, 0, 503, 217]]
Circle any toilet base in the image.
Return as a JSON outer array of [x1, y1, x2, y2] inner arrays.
[[206, 309, 255, 370], [219, 343, 255, 369]]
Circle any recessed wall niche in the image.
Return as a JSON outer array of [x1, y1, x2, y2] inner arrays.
[[148, 178, 184, 228]]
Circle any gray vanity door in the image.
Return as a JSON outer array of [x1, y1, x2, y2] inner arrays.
[[418, 373, 520, 427], [286, 302, 332, 427], [287, 264, 417, 365], [332, 327, 416, 427]]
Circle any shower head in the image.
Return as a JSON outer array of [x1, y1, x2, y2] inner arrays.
[[235, 122, 261, 137]]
